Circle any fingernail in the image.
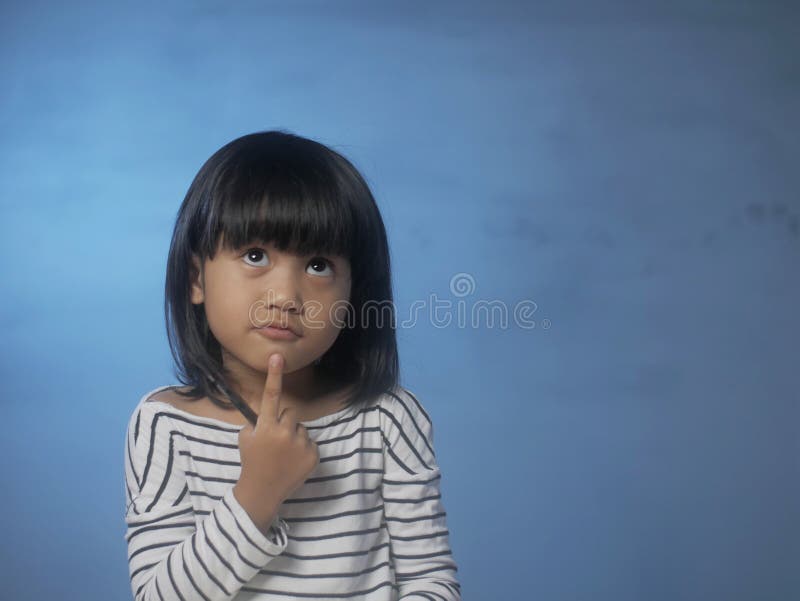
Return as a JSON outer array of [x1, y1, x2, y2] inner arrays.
[[269, 354, 281, 368]]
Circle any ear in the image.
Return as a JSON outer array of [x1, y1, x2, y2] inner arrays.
[[189, 255, 205, 304]]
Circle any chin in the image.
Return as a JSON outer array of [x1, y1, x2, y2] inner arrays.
[[273, 356, 316, 375]]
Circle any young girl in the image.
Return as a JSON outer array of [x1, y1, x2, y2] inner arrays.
[[123, 131, 461, 600]]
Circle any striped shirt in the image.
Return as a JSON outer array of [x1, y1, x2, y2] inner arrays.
[[123, 384, 461, 600]]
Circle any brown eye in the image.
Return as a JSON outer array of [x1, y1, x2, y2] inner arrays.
[[307, 257, 333, 277], [243, 248, 269, 267]]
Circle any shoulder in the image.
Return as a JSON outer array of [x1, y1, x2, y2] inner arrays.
[[143, 385, 197, 409], [126, 386, 182, 441], [377, 385, 439, 471], [378, 385, 435, 445], [140, 385, 250, 426], [133, 385, 192, 419], [379, 385, 432, 427], [124, 388, 199, 506], [126, 385, 201, 446]]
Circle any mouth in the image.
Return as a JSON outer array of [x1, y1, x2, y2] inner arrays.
[[254, 321, 301, 337], [255, 324, 300, 341]]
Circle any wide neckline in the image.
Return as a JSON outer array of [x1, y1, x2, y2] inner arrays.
[[142, 385, 357, 429]]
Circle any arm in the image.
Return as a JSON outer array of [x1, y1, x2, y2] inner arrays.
[[380, 388, 462, 600], [124, 401, 289, 601]]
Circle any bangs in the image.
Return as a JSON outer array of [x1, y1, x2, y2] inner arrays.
[[165, 129, 398, 416], [195, 146, 357, 262]]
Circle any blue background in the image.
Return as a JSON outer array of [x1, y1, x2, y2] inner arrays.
[[1, 1, 798, 599]]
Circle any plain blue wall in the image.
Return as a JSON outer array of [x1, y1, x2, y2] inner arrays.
[[1, 1, 798, 599]]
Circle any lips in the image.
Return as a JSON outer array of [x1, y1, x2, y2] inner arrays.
[[256, 325, 299, 341], [256, 321, 300, 337]]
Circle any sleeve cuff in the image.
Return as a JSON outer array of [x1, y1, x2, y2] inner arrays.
[[220, 486, 290, 561]]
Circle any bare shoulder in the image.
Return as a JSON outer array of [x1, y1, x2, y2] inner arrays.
[[147, 385, 190, 404], [146, 386, 209, 414], [145, 386, 247, 425]]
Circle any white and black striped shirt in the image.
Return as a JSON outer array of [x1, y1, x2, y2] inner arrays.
[[123, 385, 461, 600]]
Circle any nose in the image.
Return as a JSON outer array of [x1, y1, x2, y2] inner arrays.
[[262, 265, 302, 315]]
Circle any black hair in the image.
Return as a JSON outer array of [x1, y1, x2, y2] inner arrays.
[[164, 129, 398, 423]]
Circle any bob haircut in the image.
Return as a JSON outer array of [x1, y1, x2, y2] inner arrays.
[[164, 130, 398, 423]]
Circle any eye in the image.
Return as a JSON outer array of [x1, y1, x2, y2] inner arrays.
[[307, 257, 334, 277], [242, 248, 269, 267]]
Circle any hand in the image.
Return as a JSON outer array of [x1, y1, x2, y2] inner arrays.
[[233, 353, 320, 534]]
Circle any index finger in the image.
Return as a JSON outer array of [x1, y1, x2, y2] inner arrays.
[[258, 353, 284, 425]]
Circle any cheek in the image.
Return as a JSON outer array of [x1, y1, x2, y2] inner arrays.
[[310, 314, 347, 357], [316, 291, 352, 329], [329, 302, 352, 330], [305, 300, 349, 342], [204, 285, 249, 332]]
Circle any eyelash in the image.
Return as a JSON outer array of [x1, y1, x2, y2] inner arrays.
[[241, 248, 335, 275]]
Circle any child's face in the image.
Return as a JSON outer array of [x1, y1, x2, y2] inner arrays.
[[190, 236, 352, 376]]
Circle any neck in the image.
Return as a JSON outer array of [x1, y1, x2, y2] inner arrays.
[[220, 350, 340, 416]]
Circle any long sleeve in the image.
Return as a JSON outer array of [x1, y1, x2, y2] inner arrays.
[[123, 401, 289, 601], [380, 388, 461, 600]]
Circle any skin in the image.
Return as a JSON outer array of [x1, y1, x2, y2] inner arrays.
[[233, 352, 319, 535], [187, 235, 355, 423], [169, 235, 356, 532]]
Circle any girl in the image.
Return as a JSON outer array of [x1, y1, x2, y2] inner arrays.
[[123, 130, 461, 600]]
